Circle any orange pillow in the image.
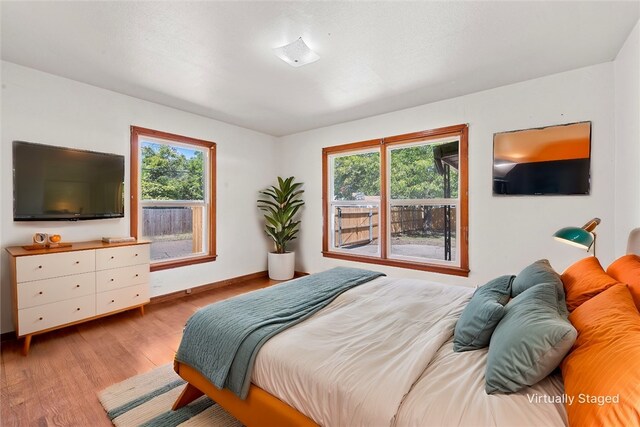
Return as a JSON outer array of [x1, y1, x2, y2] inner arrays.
[[561, 257, 619, 311], [607, 254, 640, 310], [561, 284, 640, 426]]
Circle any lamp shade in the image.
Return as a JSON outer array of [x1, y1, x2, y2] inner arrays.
[[553, 227, 594, 250]]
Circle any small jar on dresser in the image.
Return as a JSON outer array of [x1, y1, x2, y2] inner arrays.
[[6, 240, 151, 355]]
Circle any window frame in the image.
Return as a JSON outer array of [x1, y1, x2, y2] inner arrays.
[[322, 124, 469, 277], [130, 126, 217, 271], [328, 146, 382, 257]]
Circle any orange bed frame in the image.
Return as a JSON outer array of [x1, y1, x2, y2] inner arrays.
[[172, 360, 319, 427]]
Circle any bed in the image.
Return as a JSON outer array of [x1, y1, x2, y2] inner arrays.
[[172, 274, 568, 426], [171, 229, 640, 426]]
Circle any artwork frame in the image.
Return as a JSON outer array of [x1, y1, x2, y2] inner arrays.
[[492, 121, 592, 196]]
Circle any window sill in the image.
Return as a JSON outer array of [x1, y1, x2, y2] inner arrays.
[[150, 254, 217, 272], [322, 251, 469, 277]]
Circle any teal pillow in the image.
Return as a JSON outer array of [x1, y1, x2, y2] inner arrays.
[[485, 283, 577, 394], [512, 259, 568, 317], [453, 275, 514, 352]]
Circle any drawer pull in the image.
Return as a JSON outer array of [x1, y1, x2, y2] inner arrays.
[[76, 307, 81, 311], [75, 261, 80, 264], [135, 274, 139, 277], [111, 299, 115, 303], [135, 253, 139, 257], [136, 294, 140, 297], [76, 285, 80, 288], [110, 256, 115, 259], [110, 278, 114, 282], [38, 291, 43, 295], [39, 317, 43, 321], [38, 265, 43, 269]]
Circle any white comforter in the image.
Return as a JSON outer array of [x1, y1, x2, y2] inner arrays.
[[251, 276, 567, 427], [396, 339, 567, 426]]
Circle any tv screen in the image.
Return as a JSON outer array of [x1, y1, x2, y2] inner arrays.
[[13, 141, 125, 221], [493, 121, 591, 196]]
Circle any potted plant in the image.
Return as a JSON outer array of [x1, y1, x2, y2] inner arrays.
[[257, 176, 305, 280]]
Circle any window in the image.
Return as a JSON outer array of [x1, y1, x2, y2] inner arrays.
[[322, 124, 468, 276], [130, 126, 216, 271]]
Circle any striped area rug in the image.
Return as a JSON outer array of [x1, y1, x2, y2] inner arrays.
[[98, 364, 243, 427]]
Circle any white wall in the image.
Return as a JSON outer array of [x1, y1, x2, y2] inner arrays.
[[1, 53, 631, 334], [1, 61, 278, 333], [279, 63, 616, 288], [614, 20, 640, 257]]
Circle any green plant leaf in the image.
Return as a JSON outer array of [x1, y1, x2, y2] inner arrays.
[[257, 176, 305, 250]]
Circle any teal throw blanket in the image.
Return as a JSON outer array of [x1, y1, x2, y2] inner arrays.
[[175, 267, 385, 399]]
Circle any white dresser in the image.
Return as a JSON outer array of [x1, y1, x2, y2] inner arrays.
[[6, 240, 150, 355]]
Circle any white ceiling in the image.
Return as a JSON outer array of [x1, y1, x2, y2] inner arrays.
[[1, 1, 638, 137]]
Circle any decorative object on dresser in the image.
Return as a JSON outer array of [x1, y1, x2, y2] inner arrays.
[[23, 232, 72, 251], [553, 217, 601, 256], [33, 233, 47, 245], [47, 234, 62, 246], [257, 176, 305, 280], [102, 236, 136, 244], [6, 239, 151, 355]]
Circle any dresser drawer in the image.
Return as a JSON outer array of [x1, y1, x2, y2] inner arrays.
[[17, 272, 95, 309], [95, 245, 150, 270], [97, 284, 149, 315], [96, 264, 149, 293], [17, 295, 96, 336], [16, 250, 95, 283]]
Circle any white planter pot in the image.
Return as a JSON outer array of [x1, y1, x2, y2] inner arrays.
[[268, 251, 295, 280]]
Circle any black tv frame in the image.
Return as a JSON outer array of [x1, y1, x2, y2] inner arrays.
[[492, 121, 592, 196], [12, 141, 125, 221]]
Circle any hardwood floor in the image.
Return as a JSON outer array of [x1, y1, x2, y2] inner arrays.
[[1, 276, 278, 427]]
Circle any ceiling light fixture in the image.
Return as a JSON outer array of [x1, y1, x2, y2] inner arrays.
[[273, 37, 319, 67]]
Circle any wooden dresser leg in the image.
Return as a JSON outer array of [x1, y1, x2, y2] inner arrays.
[[139, 305, 145, 316], [172, 383, 204, 410], [22, 335, 32, 356]]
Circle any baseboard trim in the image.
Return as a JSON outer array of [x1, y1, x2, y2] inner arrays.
[[149, 270, 309, 305], [1, 331, 16, 342], [149, 271, 268, 305]]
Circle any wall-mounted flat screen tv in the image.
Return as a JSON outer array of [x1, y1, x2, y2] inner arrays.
[[493, 121, 591, 196], [13, 141, 125, 221]]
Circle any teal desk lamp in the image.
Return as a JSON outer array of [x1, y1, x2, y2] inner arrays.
[[553, 218, 601, 256]]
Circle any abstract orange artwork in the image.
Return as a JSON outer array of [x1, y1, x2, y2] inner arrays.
[[493, 121, 591, 195]]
